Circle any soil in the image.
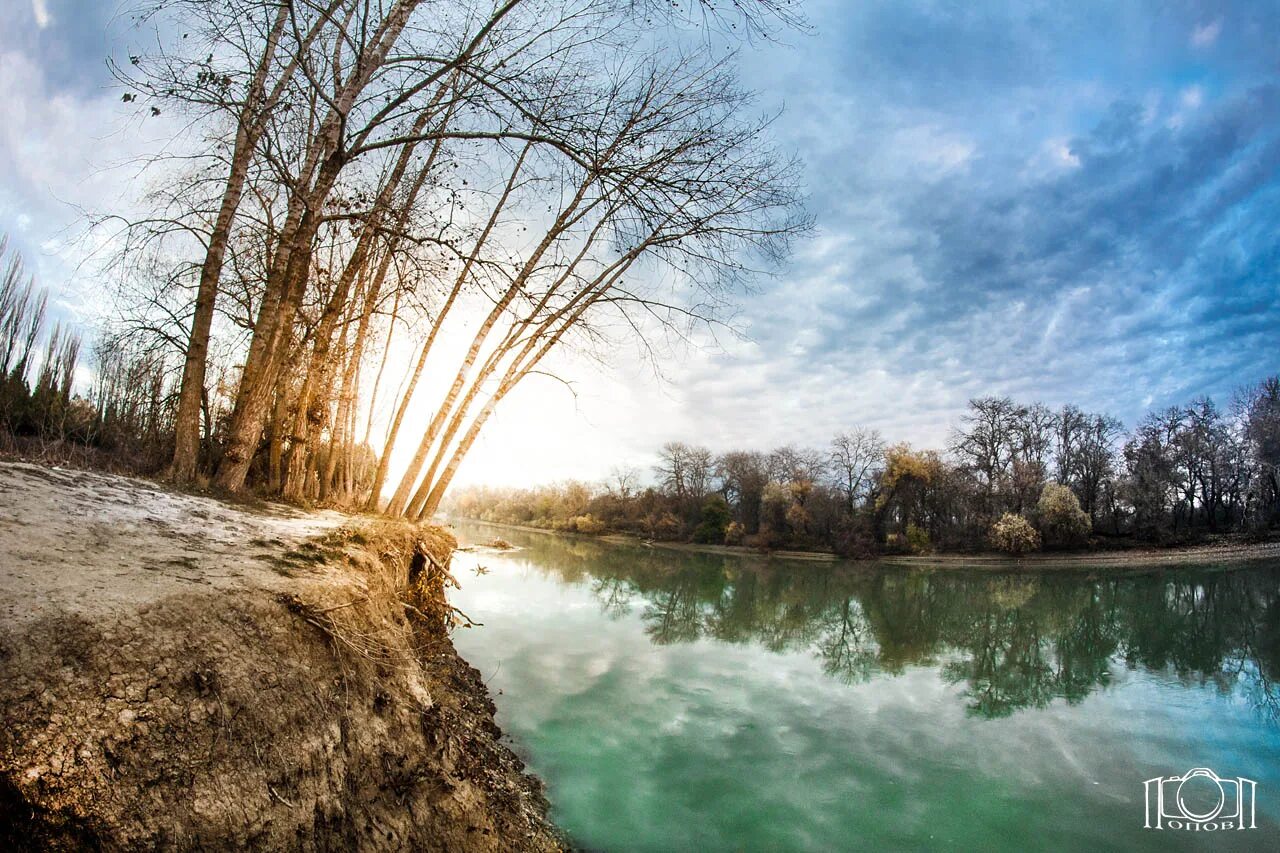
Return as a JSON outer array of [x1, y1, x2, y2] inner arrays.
[[0, 462, 563, 851]]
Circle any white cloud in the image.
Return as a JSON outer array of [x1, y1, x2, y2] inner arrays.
[[1045, 139, 1080, 170], [1190, 20, 1222, 48], [886, 124, 975, 180], [0, 45, 190, 336], [1165, 85, 1206, 130], [31, 0, 51, 29]]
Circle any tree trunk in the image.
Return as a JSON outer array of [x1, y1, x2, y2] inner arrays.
[[362, 289, 401, 447], [323, 275, 379, 498], [403, 237, 633, 518], [267, 376, 292, 493], [169, 3, 289, 483]]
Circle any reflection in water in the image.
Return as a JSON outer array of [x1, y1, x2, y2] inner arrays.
[[483, 531, 1280, 721]]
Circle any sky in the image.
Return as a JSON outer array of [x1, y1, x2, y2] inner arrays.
[[1, 0, 1278, 488]]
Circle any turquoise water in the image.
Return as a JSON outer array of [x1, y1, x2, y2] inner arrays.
[[447, 523, 1280, 851]]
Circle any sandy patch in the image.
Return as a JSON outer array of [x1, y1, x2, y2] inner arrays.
[[0, 461, 349, 626]]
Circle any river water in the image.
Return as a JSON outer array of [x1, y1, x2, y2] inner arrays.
[[447, 522, 1280, 851]]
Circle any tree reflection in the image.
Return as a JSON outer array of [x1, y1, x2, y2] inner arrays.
[[816, 597, 880, 684], [484, 529, 1280, 720]]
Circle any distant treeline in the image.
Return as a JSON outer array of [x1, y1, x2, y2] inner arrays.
[[447, 380, 1280, 555], [0, 237, 197, 472]]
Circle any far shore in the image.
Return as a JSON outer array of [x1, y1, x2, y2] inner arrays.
[[446, 516, 1280, 571]]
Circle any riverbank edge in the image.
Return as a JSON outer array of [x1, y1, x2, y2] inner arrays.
[[449, 516, 1280, 570], [0, 481, 565, 850]]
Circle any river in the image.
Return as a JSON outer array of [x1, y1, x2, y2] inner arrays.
[[447, 521, 1280, 851]]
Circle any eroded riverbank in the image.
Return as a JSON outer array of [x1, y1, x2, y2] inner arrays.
[[0, 462, 562, 851]]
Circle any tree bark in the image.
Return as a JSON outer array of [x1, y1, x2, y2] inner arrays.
[[361, 288, 401, 447]]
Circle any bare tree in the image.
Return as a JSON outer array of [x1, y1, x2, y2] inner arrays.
[[716, 449, 768, 531], [101, 0, 810, 504], [1055, 404, 1122, 523], [118, 0, 349, 482], [379, 47, 807, 519], [654, 442, 715, 521], [607, 465, 641, 500], [830, 428, 884, 513]]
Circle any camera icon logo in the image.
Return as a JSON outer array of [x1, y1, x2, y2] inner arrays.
[[1144, 767, 1257, 831]]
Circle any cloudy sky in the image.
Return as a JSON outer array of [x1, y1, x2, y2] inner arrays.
[[1, 0, 1277, 487]]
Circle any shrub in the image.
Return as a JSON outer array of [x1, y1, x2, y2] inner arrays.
[[905, 523, 932, 555], [1036, 482, 1091, 548], [693, 495, 732, 543], [745, 526, 784, 551], [723, 520, 745, 546], [567, 514, 605, 535], [645, 512, 683, 541], [833, 517, 876, 558], [881, 531, 906, 555], [990, 513, 1041, 555], [784, 501, 811, 535]]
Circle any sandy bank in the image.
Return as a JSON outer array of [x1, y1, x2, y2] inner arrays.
[[451, 515, 1280, 570]]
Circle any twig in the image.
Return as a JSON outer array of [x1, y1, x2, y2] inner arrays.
[[450, 605, 483, 628], [268, 785, 296, 808], [401, 599, 483, 629], [401, 600, 430, 621], [318, 596, 367, 613]]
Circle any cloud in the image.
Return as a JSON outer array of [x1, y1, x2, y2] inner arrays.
[[1191, 19, 1222, 48], [31, 0, 51, 29], [0, 8, 189, 329], [680, 0, 1280, 456]]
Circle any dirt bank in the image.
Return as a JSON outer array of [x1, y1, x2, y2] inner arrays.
[[0, 462, 562, 851], [873, 540, 1280, 570]]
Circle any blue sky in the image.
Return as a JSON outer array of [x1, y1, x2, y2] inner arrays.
[[1, 0, 1277, 485], [699, 0, 1280, 449]]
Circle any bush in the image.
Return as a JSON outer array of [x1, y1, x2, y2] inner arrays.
[[1036, 483, 1091, 548], [905, 523, 932, 555], [723, 520, 745, 546], [566, 514, 605, 535], [881, 531, 906, 555], [784, 501, 811, 535], [833, 516, 876, 558], [645, 512, 683, 541], [759, 482, 791, 533], [990, 513, 1041, 555], [745, 527, 784, 551], [693, 495, 732, 543]]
